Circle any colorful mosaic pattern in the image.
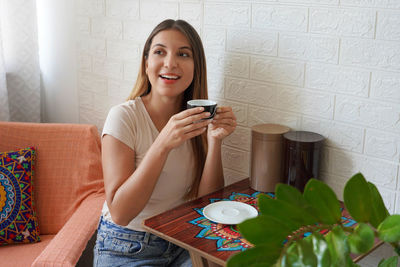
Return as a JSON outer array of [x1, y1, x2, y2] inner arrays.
[[188, 192, 357, 252], [0, 147, 40, 245]]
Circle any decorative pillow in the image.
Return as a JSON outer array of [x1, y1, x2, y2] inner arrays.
[[0, 147, 40, 245]]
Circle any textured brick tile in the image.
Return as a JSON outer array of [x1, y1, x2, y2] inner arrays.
[[222, 145, 250, 174], [376, 10, 400, 41], [279, 34, 339, 63], [206, 52, 250, 78], [108, 79, 134, 98], [330, 149, 398, 190], [107, 40, 141, 61], [78, 53, 92, 72], [78, 71, 107, 94], [225, 77, 276, 107], [180, 2, 202, 25], [248, 106, 301, 129], [223, 125, 251, 152], [370, 71, 400, 103], [124, 61, 140, 81], [217, 99, 248, 126], [277, 87, 334, 119], [365, 129, 400, 161], [207, 73, 225, 100], [223, 168, 248, 186], [306, 63, 370, 97], [250, 56, 305, 86], [341, 39, 400, 71], [124, 21, 154, 43], [335, 95, 400, 134], [227, 29, 277, 56], [302, 116, 364, 153], [92, 17, 122, 39], [203, 27, 226, 51], [252, 4, 308, 32], [204, 3, 250, 27], [310, 7, 375, 38], [79, 90, 94, 109], [106, 0, 139, 20], [77, 17, 90, 36], [140, 1, 178, 22], [77, 37, 106, 57], [93, 56, 124, 79], [341, 0, 400, 8], [76, 0, 104, 16]]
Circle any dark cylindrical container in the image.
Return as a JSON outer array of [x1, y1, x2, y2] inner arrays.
[[283, 131, 325, 192], [250, 124, 290, 192]]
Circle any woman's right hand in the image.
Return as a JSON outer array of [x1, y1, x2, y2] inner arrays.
[[155, 107, 212, 152]]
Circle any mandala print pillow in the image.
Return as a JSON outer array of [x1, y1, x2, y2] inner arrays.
[[0, 147, 40, 245]]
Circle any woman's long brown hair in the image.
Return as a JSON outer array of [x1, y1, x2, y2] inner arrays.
[[127, 19, 208, 199]]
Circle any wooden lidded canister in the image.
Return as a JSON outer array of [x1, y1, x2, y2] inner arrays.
[[250, 124, 290, 192], [283, 131, 325, 192]]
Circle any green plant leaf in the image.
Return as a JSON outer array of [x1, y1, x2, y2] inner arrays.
[[280, 234, 331, 267], [325, 225, 350, 267], [275, 184, 317, 215], [227, 243, 281, 267], [343, 173, 372, 223], [275, 183, 307, 207], [378, 215, 400, 243], [238, 215, 291, 247], [303, 179, 342, 224], [368, 182, 389, 228], [378, 256, 399, 267], [348, 223, 375, 254], [258, 194, 317, 231], [310, 233, 332, 266], [281, 238, 317, 267], [277, 184, 321, 226]]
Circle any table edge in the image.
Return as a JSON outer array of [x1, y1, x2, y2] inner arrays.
[[142, 224, 227, 266]]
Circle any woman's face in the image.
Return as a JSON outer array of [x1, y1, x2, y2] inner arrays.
[[146, 29, 194, 99]]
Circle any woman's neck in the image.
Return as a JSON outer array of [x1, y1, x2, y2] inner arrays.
[[142, 92, 183, 131]]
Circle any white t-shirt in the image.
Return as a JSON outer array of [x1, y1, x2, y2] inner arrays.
[[101, 97, 195, 231]]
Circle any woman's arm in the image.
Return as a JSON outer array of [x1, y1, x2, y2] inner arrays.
[[103, 107, 211, 226], [102, 135, 169, 226], [197, 138, 224, 197], [197, 106, 237, 197]]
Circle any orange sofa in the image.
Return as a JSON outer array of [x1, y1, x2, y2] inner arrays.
[[0, 122, 105, 266]]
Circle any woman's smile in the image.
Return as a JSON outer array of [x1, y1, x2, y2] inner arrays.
[[159, 73, 181, 84]]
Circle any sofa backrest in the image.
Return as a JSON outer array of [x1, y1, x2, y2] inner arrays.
[[0, 122, 104, 234]]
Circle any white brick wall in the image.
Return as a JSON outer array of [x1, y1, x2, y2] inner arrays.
[[76, 1, 400, 264]]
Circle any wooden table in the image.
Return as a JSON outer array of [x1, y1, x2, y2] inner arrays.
[[143, 178, 382, 267]]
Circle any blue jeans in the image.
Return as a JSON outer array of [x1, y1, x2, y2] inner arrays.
[[93, 216, 192, 267]]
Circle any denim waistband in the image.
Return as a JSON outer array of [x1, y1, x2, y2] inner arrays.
[[97, 216, 157, 244]]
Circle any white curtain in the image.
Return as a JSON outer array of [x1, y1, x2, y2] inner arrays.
[[0, 0, 41, 122], [0, 23, 9, 121]]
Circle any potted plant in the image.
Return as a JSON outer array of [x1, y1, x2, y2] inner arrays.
[[227, 173, 400, 267]]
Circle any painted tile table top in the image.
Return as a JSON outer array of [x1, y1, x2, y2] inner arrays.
[[143, 178, 382, 267]]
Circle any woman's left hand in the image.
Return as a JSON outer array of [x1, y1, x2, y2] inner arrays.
[[207, 106, 237, 141]]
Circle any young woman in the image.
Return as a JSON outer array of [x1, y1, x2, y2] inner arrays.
[[94, 19, 237, 266]]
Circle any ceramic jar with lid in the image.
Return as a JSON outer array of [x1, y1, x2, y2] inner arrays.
[[283, 131, 325, 192], [250, 124, 290, 192]]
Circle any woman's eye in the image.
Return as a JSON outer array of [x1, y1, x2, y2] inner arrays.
[[179, 52, 190, 57], [154, 50, 163, 55]]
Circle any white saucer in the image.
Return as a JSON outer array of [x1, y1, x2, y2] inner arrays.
[[203, 201, 258, 225]]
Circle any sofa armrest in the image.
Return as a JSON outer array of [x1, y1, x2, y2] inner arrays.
[[32, 194, 105, 267]]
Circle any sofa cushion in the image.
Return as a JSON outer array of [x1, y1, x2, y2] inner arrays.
[[0, 147, 40, 245]]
